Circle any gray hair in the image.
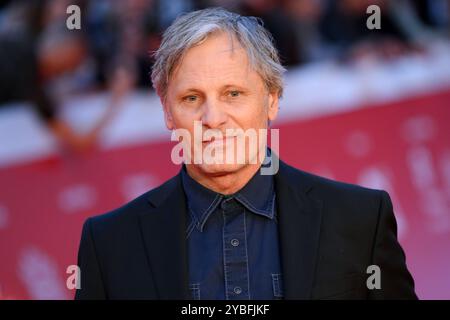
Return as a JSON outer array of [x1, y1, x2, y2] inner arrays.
[[151, 7, 286, 101]]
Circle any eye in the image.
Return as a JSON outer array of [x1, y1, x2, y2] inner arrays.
[[183, 95, 198, 102], [228, 90, 242, 98]]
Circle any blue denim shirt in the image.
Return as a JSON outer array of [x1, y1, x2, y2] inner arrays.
[[181, 166, 283, 300]]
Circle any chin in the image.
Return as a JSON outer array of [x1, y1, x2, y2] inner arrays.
[[194, 162, 248, 176]]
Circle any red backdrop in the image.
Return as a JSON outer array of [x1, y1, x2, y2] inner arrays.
[[1, 89, 449, 299]]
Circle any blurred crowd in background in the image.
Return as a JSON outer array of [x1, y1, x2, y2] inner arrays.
[[0, 0, 449, 152]]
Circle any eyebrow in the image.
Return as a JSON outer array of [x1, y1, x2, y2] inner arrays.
[[221, 84, 247, 90], [178, 84, 248, 94]]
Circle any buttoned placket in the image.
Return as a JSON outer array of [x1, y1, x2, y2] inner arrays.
[[221, 196, 250, 300]]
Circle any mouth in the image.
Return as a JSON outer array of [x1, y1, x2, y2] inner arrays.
[[202, 135, 236, 145]]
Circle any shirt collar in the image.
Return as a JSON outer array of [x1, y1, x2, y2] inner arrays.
[[181, 165, 276, 232]]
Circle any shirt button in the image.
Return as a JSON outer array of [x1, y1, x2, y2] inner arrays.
[[231, 239, 239, 247], [233, 287, 242, 295], [221, 200, 229, 210]]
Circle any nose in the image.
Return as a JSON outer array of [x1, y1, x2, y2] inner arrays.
[[200, 97, 228, 129]]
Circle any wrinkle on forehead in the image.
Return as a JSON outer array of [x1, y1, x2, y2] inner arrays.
[[168, 32, 258, 92], [175, 32, 250, 71]]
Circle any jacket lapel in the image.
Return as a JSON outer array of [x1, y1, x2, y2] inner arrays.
[[275, 161, 323, 299], [138, 174, 190, 299]]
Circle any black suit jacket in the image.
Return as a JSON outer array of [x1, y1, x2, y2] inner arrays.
[[75, 160, 417, 299]]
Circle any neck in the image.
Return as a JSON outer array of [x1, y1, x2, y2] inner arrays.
[[185, 163, 261, 195]]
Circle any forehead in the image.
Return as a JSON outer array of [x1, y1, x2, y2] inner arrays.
[[168, 32, 264, 92]]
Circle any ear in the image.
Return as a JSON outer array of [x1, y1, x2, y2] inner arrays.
[[267, 90, 279, 122], [161, 98, 175, 130]]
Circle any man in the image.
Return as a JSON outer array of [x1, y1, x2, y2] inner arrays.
[[75, 8, 417, 300]]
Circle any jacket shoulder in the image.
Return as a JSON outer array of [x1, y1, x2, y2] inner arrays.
[[282, 162, 383, 201], [279, 161, 385, 220], [86, 174, 180, 234]]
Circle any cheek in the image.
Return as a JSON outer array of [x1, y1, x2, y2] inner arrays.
[[170, 104, 200, 127], [236, 100, 269, 129], [230, 111, 267, 131]]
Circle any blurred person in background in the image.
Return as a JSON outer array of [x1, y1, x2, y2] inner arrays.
[[0, 0, 135, 153], [410, 0, 450, 35], [240, 0, 301, 66], [320, 0, 416, 62], [86, 0, 163, 89], [276, 0, 332, 63]]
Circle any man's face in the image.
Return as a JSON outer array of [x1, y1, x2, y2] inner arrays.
[[163, 31, 279, 176]]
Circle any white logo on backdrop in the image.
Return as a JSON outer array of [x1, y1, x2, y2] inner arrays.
[[58, 184, 97, 214], [345, 131, 373, 158], [17, 247, 68, 299], [121, 173, 157, 201], [403, 116, 450, 234]]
